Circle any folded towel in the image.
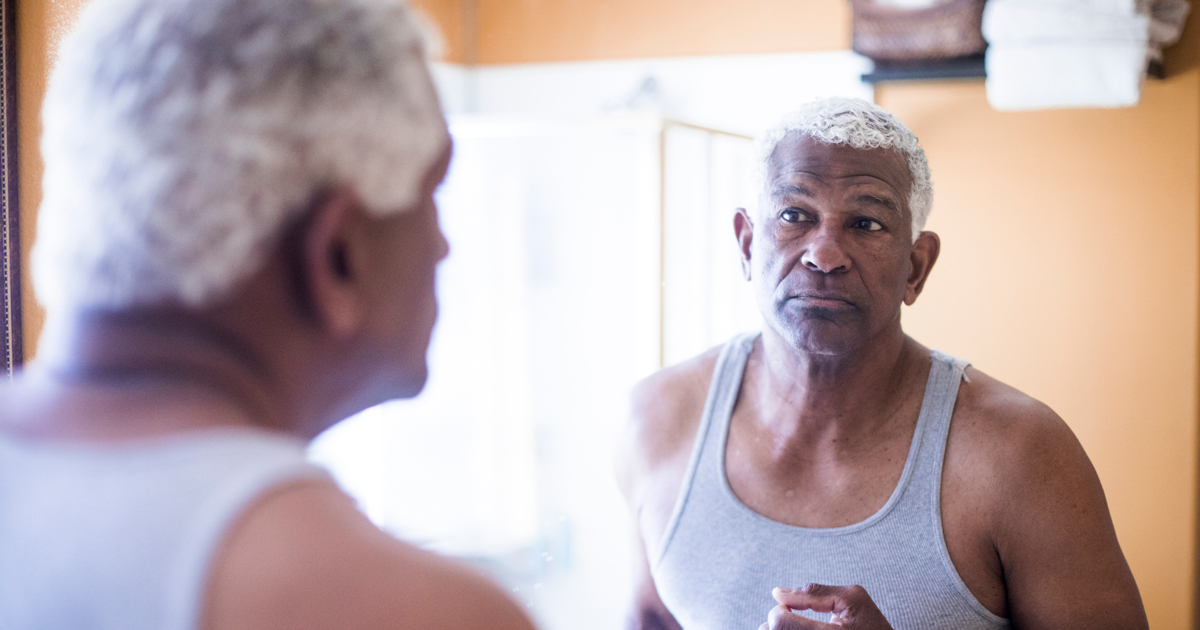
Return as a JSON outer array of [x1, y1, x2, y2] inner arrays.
[[985, 42, 1148, 110], [988, 0, 1146, 16], [983, 0, 1152, 111], [984, 3, 1149, 43]]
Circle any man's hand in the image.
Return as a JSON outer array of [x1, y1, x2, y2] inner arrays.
[[758, 584, 895, 630]]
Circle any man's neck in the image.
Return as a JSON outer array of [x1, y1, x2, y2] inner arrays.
[[6, 309, 291, 441], [750, 324, 928, 448]]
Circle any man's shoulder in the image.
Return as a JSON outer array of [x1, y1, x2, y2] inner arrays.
[[614, 342, 727, 502], [631, 344, 725, 432], [204, 479, 534, 630], [953, 365, 1073, 453], [940, 365, 1146, 629], [946, 364, 1093, 505]]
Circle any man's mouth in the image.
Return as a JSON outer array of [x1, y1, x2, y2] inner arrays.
[[789, 293, 856, 309]]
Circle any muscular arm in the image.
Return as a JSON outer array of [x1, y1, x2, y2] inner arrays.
[[626, 529, 684, 630], [945, 371, 1147, 630], [614, 350, 720, 630]]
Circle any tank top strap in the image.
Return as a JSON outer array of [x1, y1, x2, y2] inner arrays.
[[0, 429, 332, 630], [914, 349, 971, 489], [167, 439, 330, 630], [911, 350, 1004, 625], [653, 331, 758, 566]]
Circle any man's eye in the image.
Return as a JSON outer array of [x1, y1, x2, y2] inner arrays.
[[780, 208, 807, 223], [855, 218, 884, 232]]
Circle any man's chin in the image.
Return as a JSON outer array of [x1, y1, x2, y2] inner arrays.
[[383, 364, 429, 401], [394, 370, 429, 399], [773, 322, 866, 357], [338, 365, 430, 417]]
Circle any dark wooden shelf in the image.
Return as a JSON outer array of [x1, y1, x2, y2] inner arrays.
[[862, 53, 1167, 84], [861, 54, 986, 84]]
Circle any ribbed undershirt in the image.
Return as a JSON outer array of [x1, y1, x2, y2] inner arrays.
[[651, 332, 1009, 630], [0, 428, 329, 630]]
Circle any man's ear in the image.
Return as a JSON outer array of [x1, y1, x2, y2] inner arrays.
[[734, 208, 754, 281], [303, 186, 370, 336], [904, 231, 940, 306]]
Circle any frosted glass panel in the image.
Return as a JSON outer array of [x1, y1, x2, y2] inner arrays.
[[310, 115, 757, 630], [662, 125, 761, 366]]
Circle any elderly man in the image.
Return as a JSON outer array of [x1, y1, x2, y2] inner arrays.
[[616, 98, 1146, 630], [0, 1, 533, 629]]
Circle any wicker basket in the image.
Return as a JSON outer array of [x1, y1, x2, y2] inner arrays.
[[850, 0, 987, 62]]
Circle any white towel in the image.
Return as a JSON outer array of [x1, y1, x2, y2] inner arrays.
[[984, 3, 1149, 41], [983, 0, 1151, 111], [985, 42, 1148, 110]]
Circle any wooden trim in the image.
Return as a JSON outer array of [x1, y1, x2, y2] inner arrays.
[[662, 118, 754, 141], [657, 124, 666, 368], [1, 0, 19, 376]]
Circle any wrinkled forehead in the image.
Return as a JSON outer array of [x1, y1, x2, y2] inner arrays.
[[764, 133, 913, 204]]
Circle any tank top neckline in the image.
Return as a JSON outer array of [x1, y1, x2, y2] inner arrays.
[[711, 332, 951, 537], [0, 424, 299, 456]]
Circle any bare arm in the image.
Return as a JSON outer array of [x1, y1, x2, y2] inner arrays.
[[204, 480, 536, 630], [614, 354, 717, 630], [626, 529, 683, 630], [616, 421, 685, 630], [941, 370, 1147, 630], [985, 403, 1146, 629]]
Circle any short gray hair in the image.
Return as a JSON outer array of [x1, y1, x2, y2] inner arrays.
[[33, 0, 448, 312], [757, 97, 932, 240]]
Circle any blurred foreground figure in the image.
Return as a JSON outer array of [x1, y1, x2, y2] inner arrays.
[[616, 98, 1147, 630], [0, 1, 534, 629]]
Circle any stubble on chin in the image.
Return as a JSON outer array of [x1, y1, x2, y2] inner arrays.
[[768, 306, 869, 357]]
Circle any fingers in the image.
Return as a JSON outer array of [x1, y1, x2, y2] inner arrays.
[[769, 584, 894, 630], [766, 604, 837, 630], [772, 584, 867, 615]]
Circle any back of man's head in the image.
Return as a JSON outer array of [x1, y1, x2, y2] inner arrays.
[[33, 0, 447, 314]]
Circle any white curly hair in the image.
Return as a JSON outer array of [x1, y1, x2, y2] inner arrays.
[[33, 0, 447, 313], [757, 97, 933, 240]]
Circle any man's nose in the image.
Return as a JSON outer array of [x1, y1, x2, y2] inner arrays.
[[800, 225, 850, 273]]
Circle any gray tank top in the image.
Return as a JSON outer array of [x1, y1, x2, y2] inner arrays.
[[651, 332, 1009, 630]]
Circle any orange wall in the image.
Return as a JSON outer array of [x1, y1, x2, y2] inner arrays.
[[412, 0, 468, 63], [885, 23, 1200, 630], [475, 0, 849, 64], [415, 0, 851, 64], [887, 67, 1200, 630]]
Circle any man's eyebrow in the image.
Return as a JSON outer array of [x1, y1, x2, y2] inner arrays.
[[771, 184, 815, 198], [857, 193, 902, 216]]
